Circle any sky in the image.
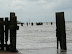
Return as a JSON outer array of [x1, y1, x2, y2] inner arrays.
[[0, 0, 72, 22]]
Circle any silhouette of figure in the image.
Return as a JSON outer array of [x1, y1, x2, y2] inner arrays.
[[31, 22, 33, 26], [51, 22, 53, 25]]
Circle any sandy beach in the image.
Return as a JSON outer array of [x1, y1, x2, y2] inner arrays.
[[0, 47, 72, 54]]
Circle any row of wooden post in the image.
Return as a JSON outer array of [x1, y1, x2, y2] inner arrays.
[[0, 12, 19, 52], [0, 12, 67, 52], [20, 12, 67, 51], [21, 12, 67, 51]]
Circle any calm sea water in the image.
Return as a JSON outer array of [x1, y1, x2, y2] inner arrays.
[[16, 22, 72, 54]]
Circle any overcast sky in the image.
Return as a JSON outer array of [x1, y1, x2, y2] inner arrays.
[[0, 0, 72, 22]]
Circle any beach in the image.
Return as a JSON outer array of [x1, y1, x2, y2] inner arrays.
[[0, 22, 72, 54]]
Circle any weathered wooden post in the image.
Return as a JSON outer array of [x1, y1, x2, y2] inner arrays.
[[27, 22, 28, 26], [0, 18, 4, 50], [31, 22, 33, 26], [10, 12, 18, 52], [56, 12, 67, 50], [5, 17, 9, 50], [0, 12, 19, 52]]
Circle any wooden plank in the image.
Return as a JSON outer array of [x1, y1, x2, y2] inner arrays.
[[0, 18, 4, 50], [5, 17, 9, 50], [10, 12, 17, 52], [56, 12, 67, 50]]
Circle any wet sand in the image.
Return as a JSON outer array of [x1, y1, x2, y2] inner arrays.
[[0, 51, 22, 54], [0, 44, 72, 54], [0, 22, 72, 54], [18, 47, 72, 54]]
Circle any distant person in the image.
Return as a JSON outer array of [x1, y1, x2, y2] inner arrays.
[[31, 22, 33, 26], [51, 22, 52, 25]]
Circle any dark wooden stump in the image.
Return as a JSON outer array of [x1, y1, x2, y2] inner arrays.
[[0, 18, 4, 50], [0, 12, 19, 52], [56, 12, 67, 50], [27, 22, 28, 26], [31, 22, 33, 26], [10, 12, 17, 52], [5, 17, 9, 50]]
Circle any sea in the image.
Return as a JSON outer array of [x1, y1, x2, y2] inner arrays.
[[10, 22, 72, 54]]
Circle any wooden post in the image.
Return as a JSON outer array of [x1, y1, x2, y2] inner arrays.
[[31, 22, 33, 26], [5, 17, 9, 50], [56, 12, 67, 50], [10, 12, 15, 48], [10, 12, 17, 52], [0, 18, 4, 50], [27, 22, 28, 26], [10, 12, 15, 21]]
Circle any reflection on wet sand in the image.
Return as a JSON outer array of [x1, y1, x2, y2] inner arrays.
[[57, 50, 67, 54], [0, 51, 22, 54]]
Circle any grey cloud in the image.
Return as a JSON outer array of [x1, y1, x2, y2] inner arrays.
[[0, 0, 72, 22], [27, 0, 39, 2], [45, 0, 55, 2], [53, 0, 72, 10]]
